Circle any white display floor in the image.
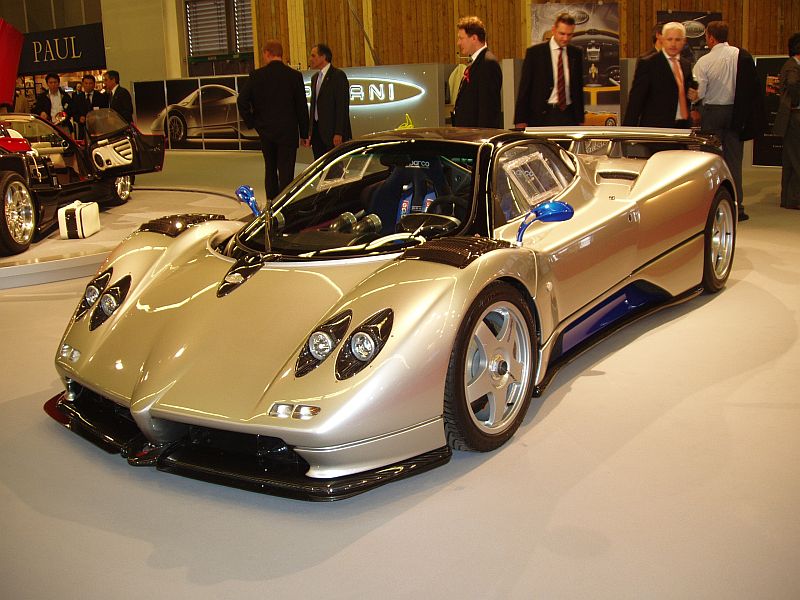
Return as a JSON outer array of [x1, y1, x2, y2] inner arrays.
[[1, 158, 799, 598]]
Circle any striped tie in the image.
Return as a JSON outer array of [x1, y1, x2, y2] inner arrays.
[[557, 47, 566, 111]]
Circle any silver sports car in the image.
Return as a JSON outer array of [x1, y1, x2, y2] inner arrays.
[[45, 127, 736, 500]]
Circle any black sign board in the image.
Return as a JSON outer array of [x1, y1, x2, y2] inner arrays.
[[18, 23, 106, 76], [753, 56, 787, 167]]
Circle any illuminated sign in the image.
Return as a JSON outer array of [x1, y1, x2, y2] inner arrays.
[[570, 10, 591, 25], [683, 21, 706, 38], [304, 77, 425, 108]]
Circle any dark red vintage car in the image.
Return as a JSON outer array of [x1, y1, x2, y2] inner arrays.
[[0, 109, 164, 255]]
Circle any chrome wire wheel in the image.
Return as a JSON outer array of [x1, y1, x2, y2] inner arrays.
[[4, 179, 35, 245], [115, 175, 132, 201], [710, 197, 734, 279], [167, 112, 186, 141], [464, 300, 533, 435]]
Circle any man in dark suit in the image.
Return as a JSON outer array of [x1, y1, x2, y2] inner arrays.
[[71, 74, 109, 138], [688, 21, 766, 220], [308, 43, 351, 159], [33, 72, 74, 132], [623, 22, 693, 129], [238, 40, 309, 201], [514, 13, 584, 128], [452, 16, 502, 129], [102, 70, 133, 123]]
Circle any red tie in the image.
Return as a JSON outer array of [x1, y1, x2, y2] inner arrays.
[[670, 56, 689, 120], [556, 47, 566, 111]]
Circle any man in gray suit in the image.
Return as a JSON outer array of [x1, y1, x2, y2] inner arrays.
[[774, 32, 800, 210]]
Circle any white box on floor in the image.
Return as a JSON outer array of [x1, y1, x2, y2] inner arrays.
[[58, 201, 101, 239]]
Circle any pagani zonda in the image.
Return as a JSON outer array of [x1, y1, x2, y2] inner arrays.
[[151, 84, 257, 145], [45, 127, 736, 500], [0, 109, 164, 255]]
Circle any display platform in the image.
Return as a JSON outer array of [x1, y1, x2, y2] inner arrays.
[[0, 187, 249, 290]]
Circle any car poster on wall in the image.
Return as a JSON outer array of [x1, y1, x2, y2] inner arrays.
[[656, 11, 722, 64], [530, 3, 620, 125]]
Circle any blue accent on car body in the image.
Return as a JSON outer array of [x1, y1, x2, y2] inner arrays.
[[558, 282, 668, 356], [516, 201, 575, 243]]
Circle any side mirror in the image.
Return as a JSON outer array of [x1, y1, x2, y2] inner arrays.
[[235, 185, 261, 217], [516, 200, 574, 244]]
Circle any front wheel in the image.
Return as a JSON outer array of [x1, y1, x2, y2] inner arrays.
[[702, 187, 736, 293], [0, 172, 37, 255], [444, 282, 537, 452]]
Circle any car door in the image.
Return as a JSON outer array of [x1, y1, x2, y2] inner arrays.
[[492, 140, 639, 321], [85, 108, 164, 176]]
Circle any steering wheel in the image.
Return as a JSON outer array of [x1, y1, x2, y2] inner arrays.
[[427, 194, 469, 217]]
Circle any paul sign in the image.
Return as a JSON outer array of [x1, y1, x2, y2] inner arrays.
[[18, 23, 106, 76]]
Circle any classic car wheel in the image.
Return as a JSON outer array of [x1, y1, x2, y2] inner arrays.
[[167, 111, 187, 143], [702, 187, 736, 293], [104, 175, 132, 206], [0, 172, 36, 255], [605, 117, 617, 126], [444, 282, 536, 451]]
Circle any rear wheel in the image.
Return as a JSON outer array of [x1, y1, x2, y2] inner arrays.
[[0, 172, 36, 255], [444, 282, 537, 452], [702, 187, 736, 293]]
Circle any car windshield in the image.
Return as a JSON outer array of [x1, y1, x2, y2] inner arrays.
[[234, 140, 479, 258], [86, 109, 129, 138]]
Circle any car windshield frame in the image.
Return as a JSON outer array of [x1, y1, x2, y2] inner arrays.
[[232, 138, 482, 259]]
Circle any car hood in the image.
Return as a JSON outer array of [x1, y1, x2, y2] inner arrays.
[[59, 228, 402, 426]]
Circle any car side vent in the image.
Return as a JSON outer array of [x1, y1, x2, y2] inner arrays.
[[597, 171, 638, 181], [112, 139, 133, 160]]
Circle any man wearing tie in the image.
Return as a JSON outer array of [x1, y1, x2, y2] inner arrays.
[[451, 16, 502, 129], [72, 74, 109, 138], [514, 13, 584, 128], [308, 43, 351, 159], [623, 22, 694, 129]]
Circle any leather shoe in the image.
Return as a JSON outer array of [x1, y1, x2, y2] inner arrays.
[[738, 212, 750, 221]]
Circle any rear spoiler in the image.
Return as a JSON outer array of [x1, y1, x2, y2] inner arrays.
[[522, 126, 722, 158]]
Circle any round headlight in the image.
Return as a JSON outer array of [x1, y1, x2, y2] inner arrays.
[[308, 331, 334, 361], [350, 331, 376, 362], [85, 284, 100, 305], [100, 293, 118, 316]]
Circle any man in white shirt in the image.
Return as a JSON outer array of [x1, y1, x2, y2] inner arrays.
[[33, 73, 73, 132], [690, 21, 764, 221]]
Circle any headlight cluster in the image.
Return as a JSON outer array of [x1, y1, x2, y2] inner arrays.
[[295, 311, 352, 377], [76, 269, 133, 330], [295, 308, 394, 380]]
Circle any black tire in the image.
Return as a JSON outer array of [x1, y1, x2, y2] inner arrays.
[[0, 172, 36, 256], [702, 187, 736, 293], [444, 281, 537, 452], [166, 111, 187, 144], [102, 175, 133, 206], [604, 117, 617, 126]]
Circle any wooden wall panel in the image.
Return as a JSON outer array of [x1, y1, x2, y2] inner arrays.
[[303, 0, 366, 68], [253, 0, 800, 69], [254, 1, 291, 64]]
